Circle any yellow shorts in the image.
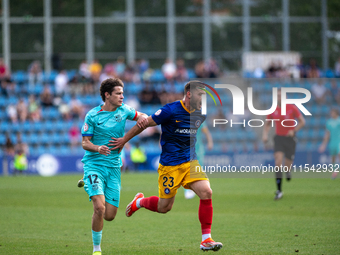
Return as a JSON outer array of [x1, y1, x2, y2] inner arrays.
[[158, 160, 209, 199]]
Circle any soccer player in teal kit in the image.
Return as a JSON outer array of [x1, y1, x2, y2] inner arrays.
[[319, 108, 340, 179], [110, 81, 223, 252], [81, 78, 148, 255]]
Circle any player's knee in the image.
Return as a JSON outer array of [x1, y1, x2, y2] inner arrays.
[[94, 204, 105, 217], [201, 188, 213, 199], [158, 204, 172, 214], [104, 215, 115, 221]]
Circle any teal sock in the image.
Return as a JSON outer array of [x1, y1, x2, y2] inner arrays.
[[92, 230, 102, 246]]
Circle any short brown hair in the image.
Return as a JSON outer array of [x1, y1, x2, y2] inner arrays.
[[184, 80, 206, 94], [100, 78, 124, 102]]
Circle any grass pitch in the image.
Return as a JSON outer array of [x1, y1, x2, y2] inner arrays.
[[0, 173, 339, 254]]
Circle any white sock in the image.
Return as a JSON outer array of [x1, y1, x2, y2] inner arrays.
[[136, 198, 142, 208], [93, 245, 101, 252], [202, 233, 211, 242]]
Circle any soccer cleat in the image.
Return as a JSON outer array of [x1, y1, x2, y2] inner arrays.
[[200, 238, 223, 251], [126, 193, 144, 217], [274, 190, 283, 200], [93, 251, 101, 255], [77, 178, 85, 188]]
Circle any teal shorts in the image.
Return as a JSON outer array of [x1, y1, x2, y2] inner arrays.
[[329, 143, 340, 156], [83, 164, 121, 208]]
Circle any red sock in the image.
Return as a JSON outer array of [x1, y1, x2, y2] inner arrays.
[[140, 196, 159, 212], [199, 199, 213, 235]]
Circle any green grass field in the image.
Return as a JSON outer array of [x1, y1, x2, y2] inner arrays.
[[0, 173, 339, 255]]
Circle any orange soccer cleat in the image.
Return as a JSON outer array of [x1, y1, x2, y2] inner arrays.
[[126, 192, 144, 217], [200, 238, 223, 252]]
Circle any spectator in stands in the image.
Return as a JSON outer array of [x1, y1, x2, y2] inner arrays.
[[162, 58, 176, 81], [138, 59, 149, 73], [1, 77, 15, 97], [99, 63, 115, 83], [89, 59, 102, 83], [55, 70, 69, 96], [28, 60, 43, 88], [16, 98, 28, 123], [266, 61, 278, 78], [206, 58, 220, 78], [335, 57, 340, 78], [13, 144, 28, 176], [28, 95, 41, 122], [15, 132, 29, 155], [139, 125, 161, 143], [130, 142, 147, 170], [69, 94, 83, 119], [40, 86, 54, 107], [4, 134, 15, 157], [139, 82, 161, 105], [296, 58, 306, 78], [0, 78, 9, 97], [79, 60, 91, 80], [158, 88, 177, 105], [69, 122, 81, 151], [175, 59, 188, 82], [329, 79, 340, 104], [306, 59, 320, 78], [58, 99, 71, 120], [123, 63, 140, 83], [0, 58, 8, 80], [115, 56, 126, 79], [311, 79, 327, 104], [6, 104, 17, 123], [195, 60, 207, 78]]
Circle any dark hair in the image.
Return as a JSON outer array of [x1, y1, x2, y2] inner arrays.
[[100, 78, 124, 102], [184, 80, 206, 94]]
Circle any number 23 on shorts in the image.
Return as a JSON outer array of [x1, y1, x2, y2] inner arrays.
[[162, 176, 174, 188]]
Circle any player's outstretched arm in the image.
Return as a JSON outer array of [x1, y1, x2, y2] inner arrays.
[[82, 136, 110, 156], [202, 127, 213, 150], [319, 130, 330, 153], [109, 116, 157, 152]]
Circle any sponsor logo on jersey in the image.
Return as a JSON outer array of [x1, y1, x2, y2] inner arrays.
[[92, 183, 99, 191], [84, 123, 89, 131], [155, 109, 162, 116], [164, 188, 170, 194], [175, 128, 197, 134]]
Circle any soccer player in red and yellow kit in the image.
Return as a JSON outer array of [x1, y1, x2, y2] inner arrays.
[[110, 81, 223, 251], [262, 88, 305, 200]]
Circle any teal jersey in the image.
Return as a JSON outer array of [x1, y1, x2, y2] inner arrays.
[[81, 103, 137, 167], [326, 117, 340, 145]]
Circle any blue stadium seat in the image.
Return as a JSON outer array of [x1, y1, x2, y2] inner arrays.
[[0, 121, 10, 132], [150, 69, 165, 82], [12, 71, 27, 83], [40, 133, 50, 144], [187, 69, 196, 79]]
